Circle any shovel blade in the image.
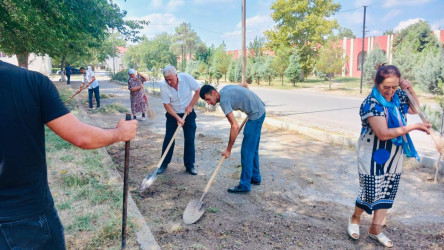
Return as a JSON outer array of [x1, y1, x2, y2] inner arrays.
[[138, 174, 156, 193], [183, 199, 206, 224]]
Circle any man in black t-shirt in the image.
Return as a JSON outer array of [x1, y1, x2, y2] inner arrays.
[[0, 60, 138, 249]]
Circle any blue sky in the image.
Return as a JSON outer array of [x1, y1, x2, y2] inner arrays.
[[115, 0, 444, 50]]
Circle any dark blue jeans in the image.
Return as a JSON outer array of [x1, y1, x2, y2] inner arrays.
[[161, 110, 196, 170], [66, 74, 71, 85], [0, 206, 66, 249], [239, 113, 266, 190], [88, 86, 100, 109]]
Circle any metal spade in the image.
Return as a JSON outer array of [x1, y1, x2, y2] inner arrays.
[[183, 117, 248, 224], [139, 113, 188, 192]]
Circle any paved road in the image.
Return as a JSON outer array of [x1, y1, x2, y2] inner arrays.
[[247, 85, 438, 158]]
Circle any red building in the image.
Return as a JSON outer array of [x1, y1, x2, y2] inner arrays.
[[340, 30, 444, 77]]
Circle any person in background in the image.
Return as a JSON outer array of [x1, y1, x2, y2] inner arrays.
[[347, 64, 431, 248], [158, 65, 201, 175], [128, 68, 148, 120], [0, 59, 138, 249], [80, 66, 100, 110], [65, 63, 72, 85], [199, 82, 266, 193]]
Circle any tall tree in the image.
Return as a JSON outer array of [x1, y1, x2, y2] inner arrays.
[[362, 47, 386, 83], [211, 42, 232, 82], [0, 0, 147, 70], [316, 39, 347, 88], [248, 36, 266, 57], [336, 27, 355, 39], [265, 0, 341, 77], [393, 20, 443, 93], [285, 50, 302, 86], [271, 45, 291, 85], [171, 22, 201, 69]]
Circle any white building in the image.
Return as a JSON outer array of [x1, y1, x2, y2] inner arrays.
[[0, 52, 52, 76]]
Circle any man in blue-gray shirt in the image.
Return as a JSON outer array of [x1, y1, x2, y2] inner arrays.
[[200, 83, 266, 193]]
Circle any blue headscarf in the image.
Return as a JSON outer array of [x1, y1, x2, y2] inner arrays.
[[372, 87, 420, 161]]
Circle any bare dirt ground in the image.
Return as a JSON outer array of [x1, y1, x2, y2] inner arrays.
[[73, 81, 444, 249]]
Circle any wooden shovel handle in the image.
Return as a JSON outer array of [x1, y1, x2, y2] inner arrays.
[[404, 89, 427, 123], [155, 113, 188, 169], [199, 116, 249, 202]]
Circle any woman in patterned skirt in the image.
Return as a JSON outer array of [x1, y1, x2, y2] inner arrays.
[[128, 68, 148, 120], [347, 65, 431, 247]]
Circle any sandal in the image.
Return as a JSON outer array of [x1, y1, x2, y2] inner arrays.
[[369, 232, 393, 248], [347, 217, 360, 240]]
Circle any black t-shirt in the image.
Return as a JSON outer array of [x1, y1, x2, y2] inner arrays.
[[0, 60, 70, 221]]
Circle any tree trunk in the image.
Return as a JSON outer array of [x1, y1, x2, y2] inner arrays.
[[16, 52, 29, 69], [269, 76, 271, 86], [281, 75, 284, 86]]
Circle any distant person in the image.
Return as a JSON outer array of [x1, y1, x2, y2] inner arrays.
[[65, 64, 72, 85], [158, 65, 201, 175], [80, 66, 100, 110], [0, 59, 138, 249], [347, 64, 431, 248], [199, 83, 266, 193], [128, 68, 148, 120]]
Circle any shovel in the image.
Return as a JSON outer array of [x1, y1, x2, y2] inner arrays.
[[64, 85, 88, 103], [183, 117, 248, 224], [139, 113, 188, 192]]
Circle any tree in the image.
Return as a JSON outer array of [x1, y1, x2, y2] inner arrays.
[[285, 50, 302, 86], [336, 27, 355, 38], [362, 47, 387, 84], [0, 0, 147, 74], [265, 0, 341, 77], [414, 50, 444, 94], [272, 45, 291, 85], [393, 20, 443, 93], [250, 56, 265, 85], [249, 36, 266, 57], [170, 22, 201, 70], [211, 42, 232, 82], [260, 56, 274, 85], [227, 58, 242, 83], [316, 39, 347, 89], [383, 30, 395, 36]]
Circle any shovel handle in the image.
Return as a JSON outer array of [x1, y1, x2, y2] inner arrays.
[[122, 113, 132, 249], [155, 113, 188, 169], [403, 89, 427, 123], [198, 116, 249, 203]]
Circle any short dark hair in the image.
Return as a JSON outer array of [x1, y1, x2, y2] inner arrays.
[[80, 67, 86, 71], [199, 85, 217, 99], [374, 64, 401, 85]]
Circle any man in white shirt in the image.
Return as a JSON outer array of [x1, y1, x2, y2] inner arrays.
[[80, 66, 100, 110], [159, 65, 201, 175]]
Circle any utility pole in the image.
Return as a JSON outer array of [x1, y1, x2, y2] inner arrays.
[[241, 0, 246, 85], [359, 5, 367, 94]]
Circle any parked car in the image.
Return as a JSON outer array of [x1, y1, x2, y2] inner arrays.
[[56, 67, 82, 75]]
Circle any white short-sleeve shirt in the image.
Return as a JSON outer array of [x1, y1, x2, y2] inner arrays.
[[86, 71, 99, 89], [161, 73, 201, 113]]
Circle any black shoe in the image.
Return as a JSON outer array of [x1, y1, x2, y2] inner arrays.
[[251, 180, 261, 185], [227, 185, 250, 193], [157, 166, 167, 175], [186, 167, 197, 175]]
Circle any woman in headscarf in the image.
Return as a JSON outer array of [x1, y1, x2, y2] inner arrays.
[[347, 65, 431, 247], [128, 68, 148, 120]]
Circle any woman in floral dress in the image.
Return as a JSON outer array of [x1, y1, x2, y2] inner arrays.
[[128, 68, 148, 120], [347, 65, 431, 247]]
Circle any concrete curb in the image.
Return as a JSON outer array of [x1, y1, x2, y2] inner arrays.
[[73, 95, 160, 250]]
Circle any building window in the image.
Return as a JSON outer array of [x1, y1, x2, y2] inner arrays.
[[357, 51, 367, 71]]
